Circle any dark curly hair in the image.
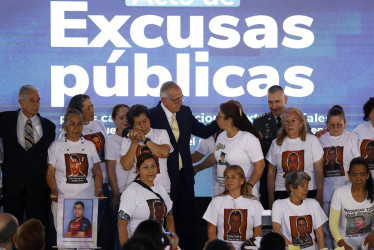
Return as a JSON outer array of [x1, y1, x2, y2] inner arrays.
[[363, 97, 374, 121]]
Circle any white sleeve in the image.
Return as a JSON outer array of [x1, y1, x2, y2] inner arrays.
[[159, 129, 173, 153], [158, 185, 173, 213], [119, 186, 138, 217], [105, 137, 117, 161], [253, 201, 264, 227], [271, 200, 282, 224], [266, 140, 277, 166], [330, 188, 342, 211], [48, 141, 57, 167], [88, 141, 101, 163], [311, 136, 324, 162], [311, 200, 328, 229], [196, 138, 209, 155], [245, 134, 264, 163], [202, 198, 219, 226], [350, 133, 361, 158], [120, 137, 132, 157]]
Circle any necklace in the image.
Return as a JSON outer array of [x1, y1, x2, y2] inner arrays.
[[65, 135, 85, 153]]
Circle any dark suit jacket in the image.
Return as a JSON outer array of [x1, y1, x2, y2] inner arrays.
[[0, 110, 56, 197], [149, 102, 218, 198]]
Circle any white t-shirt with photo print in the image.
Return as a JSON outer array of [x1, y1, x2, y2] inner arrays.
[[353, 122, 374, 177], [120, 128, 172, 193], [118, 181, 173, 237], [272, 198, 327, 250], [319, 131, 360, 202], [48, 137, 100, 198], [266, 134, 324, 192], [59, 120, 108, 183], [330, 183, 374, 249], [214, 131, 264, 197], [203, 194, 263, 250]]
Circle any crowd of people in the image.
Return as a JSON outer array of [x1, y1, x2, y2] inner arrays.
[[0, 82, 374, 250]]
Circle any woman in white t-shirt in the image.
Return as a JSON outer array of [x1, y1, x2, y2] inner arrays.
[[272, 171, 327, 250], [105, 104, 130, 209], [59, 94, 109, 228], [46, 109, 103, 226], [353, 97, 374, 177], [267, 107, 324, 208], [118, 153, 175, 247], [120, 104, 172, 193], [329, 158, 374, 250], [195, 101, 265, 197], [318, 105, 360, 249], [203, 165, 263, 250]]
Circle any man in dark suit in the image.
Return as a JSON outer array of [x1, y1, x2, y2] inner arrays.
[[0, 85, 55, 238], [149, 81, 218, 250]]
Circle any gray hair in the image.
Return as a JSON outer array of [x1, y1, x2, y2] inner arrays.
[[0, 214, 18, 245], [63, 109, 83, 125], [18, 85, 39, 100], [160, 81, 180, 98], [285, 171, 311, 195], [267, 85, 284, 95]]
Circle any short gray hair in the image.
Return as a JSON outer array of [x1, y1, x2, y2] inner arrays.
[[267, 85, 284, 95], [160, 81, 180, 98], [18, 85, 39, 101], [285, 171, 311, 195], [63, 109, 83, 125]]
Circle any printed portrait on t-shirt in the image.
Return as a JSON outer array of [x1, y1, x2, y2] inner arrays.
[[223, 209, 247, 241], [136, 145, 160, 173], [217, 152, 230, 187], [346, 214, 373, 236], [65, 153, 88, 184], [282, 150, 304, 177], [83, 132, 105, 163], [323, 146, 344, 177], [360, 140, 374, 170], [290, 215, 313, 249], [63, 199, 93, 238], [147, 199, 167, 225]]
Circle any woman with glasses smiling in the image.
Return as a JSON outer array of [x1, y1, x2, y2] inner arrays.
[[318, 105, 360, 249], [267, 107, 324, 209]]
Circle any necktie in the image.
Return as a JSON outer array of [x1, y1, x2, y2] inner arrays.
[[25, 119, 35, 150], [171, 115, 182, 170], [277, 116, 282, 129]]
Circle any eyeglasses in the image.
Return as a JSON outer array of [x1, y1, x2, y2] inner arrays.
[[165, 96, 185, 103], [328, 123, 344, 129]]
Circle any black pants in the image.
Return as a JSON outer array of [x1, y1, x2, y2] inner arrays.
[[274, 189, 317, 201], [173, 169, 196, 250]]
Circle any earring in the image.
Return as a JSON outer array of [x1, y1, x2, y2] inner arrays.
[[291, 191, 293, 196]]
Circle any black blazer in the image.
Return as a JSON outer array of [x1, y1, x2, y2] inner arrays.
[[0, 110, 56, 197], [149, 102, 218, 198]]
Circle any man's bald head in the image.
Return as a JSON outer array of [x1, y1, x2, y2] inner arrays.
[[0, 213, 18, 248]]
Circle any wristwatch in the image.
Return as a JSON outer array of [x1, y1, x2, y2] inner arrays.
[[144, 138, 151, 145]]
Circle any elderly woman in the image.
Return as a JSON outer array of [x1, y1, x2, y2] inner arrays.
[[272, 171, 327, 249], [353, 97, 374, 176], [203, 165, 263, 250], [267, 107, 324, 208], [118, 153, 175, 246], [120, 104, 172, 193], [46, 109, 103, 226], [194, 101, 265, 197], [329, 158, 374, 250], [318, 105, 360, 248]]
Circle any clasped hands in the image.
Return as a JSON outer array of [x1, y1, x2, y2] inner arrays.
[[129, 128, 146, 142]]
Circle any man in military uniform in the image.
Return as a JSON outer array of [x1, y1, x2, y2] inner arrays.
[[253, 85, 311, 208]]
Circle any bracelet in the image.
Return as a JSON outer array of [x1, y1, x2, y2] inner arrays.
[[144, 138, 151, 145], [247, 182, 254, 188]]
